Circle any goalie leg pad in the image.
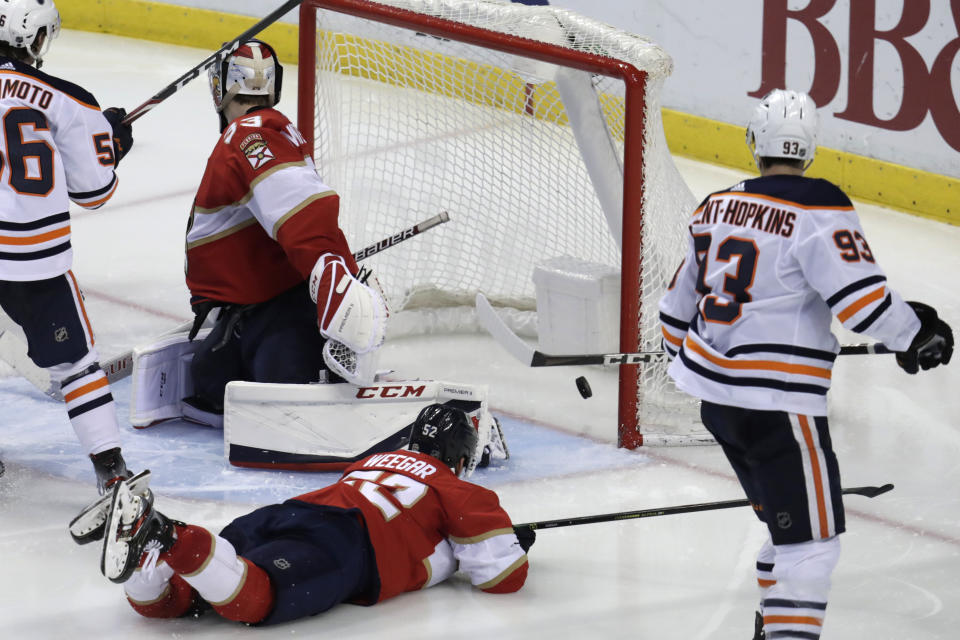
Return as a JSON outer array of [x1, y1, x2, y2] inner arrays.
[[223, 379, 499, 472], [130, 329, 211, 427]]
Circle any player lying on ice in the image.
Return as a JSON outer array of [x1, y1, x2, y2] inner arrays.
[[70, 404, 532, 625]]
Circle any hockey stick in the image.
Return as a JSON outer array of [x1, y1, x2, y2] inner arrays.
[[121, 0, 303, 125], [0, 212, 451, 400], [353, 211, 449, 261], [514, 483, 894, 532], [476, 293, 895, 367]]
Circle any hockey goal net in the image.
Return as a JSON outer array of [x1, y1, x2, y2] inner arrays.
[[297, 0, 708, 446]]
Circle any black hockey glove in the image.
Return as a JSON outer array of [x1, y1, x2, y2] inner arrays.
[[513, 525, 536, 553], [103, 107, 133, 165], [895, 301, 954, 374]]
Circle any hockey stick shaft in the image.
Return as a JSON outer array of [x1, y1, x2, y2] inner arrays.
[[514, 484, 893, 531], [3, 213, 450, 400], [476, 293, 894, 367], [122, 0, 303, 125], [353, 211, 449, 261]]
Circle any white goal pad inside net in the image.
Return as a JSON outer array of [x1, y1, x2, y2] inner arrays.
[[298, 0, 709, 445]]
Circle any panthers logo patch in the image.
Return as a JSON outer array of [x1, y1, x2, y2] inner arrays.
[[240, 133, 274, 170], [243, 140, 274, 169]]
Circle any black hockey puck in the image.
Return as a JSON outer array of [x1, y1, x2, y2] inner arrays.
[[575, 376, 592, 399]]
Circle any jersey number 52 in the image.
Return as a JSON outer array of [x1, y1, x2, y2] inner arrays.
[[342, 470, 428, 522]]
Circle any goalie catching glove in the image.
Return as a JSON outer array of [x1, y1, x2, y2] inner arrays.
[[896, 301, 953, 374], [310, 253, 387, 354]]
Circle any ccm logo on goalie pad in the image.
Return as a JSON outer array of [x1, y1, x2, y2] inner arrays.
[[356, 385, 426, 399]]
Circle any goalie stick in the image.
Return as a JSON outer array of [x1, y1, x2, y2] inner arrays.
[[0, 212, 451, 401], [475, 293, 895, 367], [121, 0, 304, 125], [513, 483, 893, 533]]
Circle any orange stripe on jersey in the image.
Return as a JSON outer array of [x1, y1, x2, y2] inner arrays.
[[798, 415, 830, 539], [837, 286, 885, 322], [62, 376, 108, 403], [757, 578, 777, 587], [764, 615, 823, 626], [77, 179, 118, 209], [684, 337, 833, 379], [662, 326, 683, 347], [66, 270, 95, 345], [719, 191, 855, 212], [0, 226, 70, 245]]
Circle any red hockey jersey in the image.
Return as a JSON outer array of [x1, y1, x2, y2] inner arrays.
[[185, 108, 357, 306], [293, 450, 528, 601]]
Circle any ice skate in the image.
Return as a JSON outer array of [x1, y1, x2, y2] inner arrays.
[[479, 416, 509, 468], [101, 478, 177, 584], [69, 469, 151, 545], [90, 447, 134, 495]]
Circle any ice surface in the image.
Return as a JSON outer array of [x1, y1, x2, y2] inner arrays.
[[1, 30, 958, 640]]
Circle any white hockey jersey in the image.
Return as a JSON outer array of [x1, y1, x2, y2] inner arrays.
[[0, 58, 119, 280], [659, 174, 920, 415]]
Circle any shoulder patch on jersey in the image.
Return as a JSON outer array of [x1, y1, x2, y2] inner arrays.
[[240, 133, 275, 170]]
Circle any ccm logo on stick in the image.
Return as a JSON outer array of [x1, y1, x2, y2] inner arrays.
[[356, 385, 427, 399]]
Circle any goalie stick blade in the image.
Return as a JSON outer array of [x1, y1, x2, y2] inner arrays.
[[0, 330, 59, 399], [475, 296, 665, 368], [475, 293, 536, 366], [69, 470, 152, 545]]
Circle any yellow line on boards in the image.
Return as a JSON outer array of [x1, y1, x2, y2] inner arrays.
[[57, 0, 959, 225]]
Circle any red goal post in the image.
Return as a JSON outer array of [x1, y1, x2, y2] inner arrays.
[[295, 0, 706, 446]]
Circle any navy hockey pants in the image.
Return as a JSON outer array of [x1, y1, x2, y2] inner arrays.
[[190, 283, 330, 411], [700, 401, 845, 545], [219, 500, 378, 625], [0, 273, 93, 367]]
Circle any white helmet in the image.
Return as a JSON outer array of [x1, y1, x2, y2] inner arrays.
[[208, 39, 283, 114], [746, 89, 818, 170], [0, 0, 60, 66]]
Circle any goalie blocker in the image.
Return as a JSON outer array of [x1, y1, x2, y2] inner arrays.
[[223, 380, 508, 471]]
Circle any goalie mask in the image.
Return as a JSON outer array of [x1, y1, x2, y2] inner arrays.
[[408, 404, 479, 478], [746, 89, 818, 170], [0, 0, 61, 67], [208, 39, 283, 124]]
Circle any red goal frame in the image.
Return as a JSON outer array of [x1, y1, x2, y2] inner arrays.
[[296, 0, 651, 448]]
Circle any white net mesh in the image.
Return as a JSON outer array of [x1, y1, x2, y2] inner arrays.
[[305, 0, 706, 443]]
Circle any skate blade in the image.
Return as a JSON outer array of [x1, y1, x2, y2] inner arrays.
[[100, 481, 148, 584], [69, 470, 151, 545]]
